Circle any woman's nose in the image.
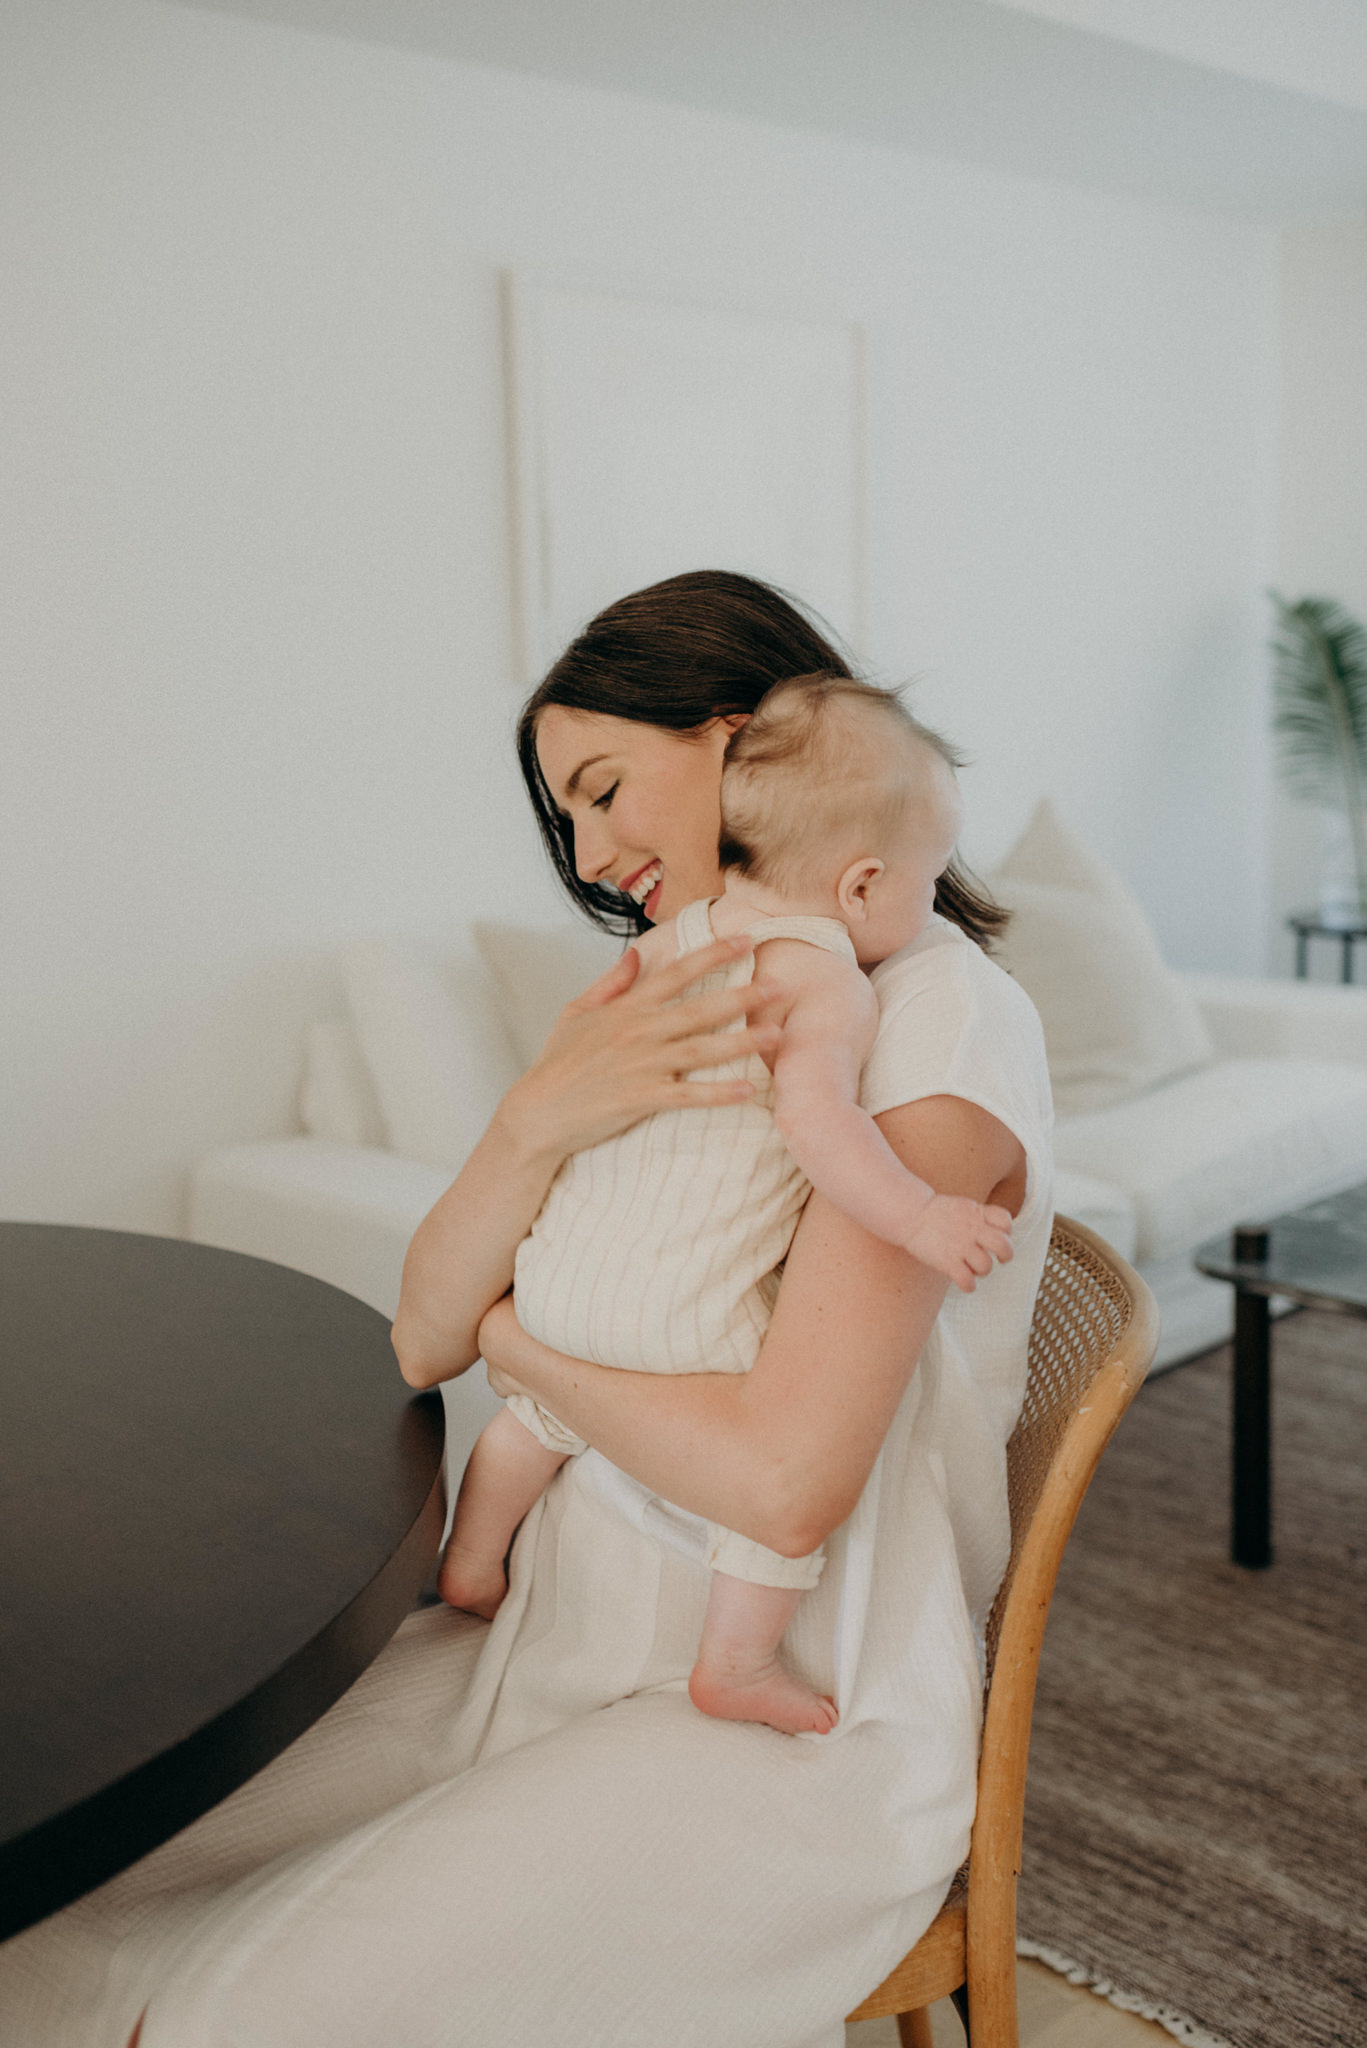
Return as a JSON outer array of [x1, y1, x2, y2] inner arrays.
[[573, 815, 615, 884]]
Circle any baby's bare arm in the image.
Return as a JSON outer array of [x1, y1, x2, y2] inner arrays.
[[769, 958, 926, 1233], [768, 951, 1013, 1291]]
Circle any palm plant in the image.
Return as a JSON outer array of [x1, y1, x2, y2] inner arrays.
[[1270, 594, 1367, 916]]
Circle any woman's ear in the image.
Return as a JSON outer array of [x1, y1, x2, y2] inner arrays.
[[837, 856, 885, 921]]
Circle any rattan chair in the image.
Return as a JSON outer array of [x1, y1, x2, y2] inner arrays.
[[846, 1215, 1160, 2047]]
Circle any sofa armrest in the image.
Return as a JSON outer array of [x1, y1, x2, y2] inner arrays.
[[189, 1139, 452, 1320], [1181, 971, 1367, 1063], [188, 1138, 503, 1481]]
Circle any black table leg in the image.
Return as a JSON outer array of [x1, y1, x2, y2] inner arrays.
[[1295, 930, 1309, 978], [1344, 935, 1356, 984], [1232, 1288, 1272, 1568]]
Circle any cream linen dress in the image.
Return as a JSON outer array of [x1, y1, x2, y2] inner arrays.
[[0, 916, 1052, 2048]]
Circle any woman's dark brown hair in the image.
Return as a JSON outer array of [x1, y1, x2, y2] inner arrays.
[[516, 569, 1006, 948]]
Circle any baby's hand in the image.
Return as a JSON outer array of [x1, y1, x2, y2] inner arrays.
[[903, 1195, 1015, 1293]]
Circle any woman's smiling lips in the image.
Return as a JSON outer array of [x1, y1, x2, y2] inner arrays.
[[619, 859, 664, 907]]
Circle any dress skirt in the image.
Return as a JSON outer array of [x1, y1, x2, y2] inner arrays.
[[0, 1444, 978, 2048]]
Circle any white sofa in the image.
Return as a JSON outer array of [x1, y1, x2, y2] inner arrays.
[[189, 915, 1367, 1486]]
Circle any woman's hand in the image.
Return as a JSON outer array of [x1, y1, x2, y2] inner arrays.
[[496, 934, 782, 1165]]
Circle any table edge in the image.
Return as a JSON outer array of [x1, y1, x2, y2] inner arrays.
[[0, 1428, 444, 1944]]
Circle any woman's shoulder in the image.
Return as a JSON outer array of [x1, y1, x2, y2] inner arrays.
[[870, 915, 1033, 1026], [862, 916, 1051, 1125]]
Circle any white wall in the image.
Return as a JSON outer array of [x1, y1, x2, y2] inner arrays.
[[1, 0, 1278, 1233], [1271, 219, 1367, 977]]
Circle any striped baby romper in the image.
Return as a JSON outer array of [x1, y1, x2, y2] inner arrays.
[[508, 894, 858, 1588]]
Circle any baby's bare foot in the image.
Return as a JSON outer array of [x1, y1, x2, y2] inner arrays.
[[436, 1540, 507, 1620], [688, 1655, 838, 1737]]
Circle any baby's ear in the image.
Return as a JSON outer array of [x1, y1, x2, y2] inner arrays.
[[836, 856, 885, 919]]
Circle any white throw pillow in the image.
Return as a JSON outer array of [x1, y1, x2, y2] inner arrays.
[[299, 1017, 387, 1149], [341, 938, 522, 1173], [991, 800, 1214, 1117], [473, 920, 627, 1072]]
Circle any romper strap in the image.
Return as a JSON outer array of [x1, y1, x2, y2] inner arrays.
[[740, 913, 858, 964], [673, 898, 858, 966], [674, 898, 721, 956]]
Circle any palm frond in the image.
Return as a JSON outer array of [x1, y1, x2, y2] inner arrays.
[[1269, 593, 1367, 809]]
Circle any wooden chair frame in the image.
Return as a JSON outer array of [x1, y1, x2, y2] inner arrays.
[[846, 1215, 1160, 2047]]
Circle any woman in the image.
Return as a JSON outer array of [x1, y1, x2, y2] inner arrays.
[[0, 573, 1051, 2048]]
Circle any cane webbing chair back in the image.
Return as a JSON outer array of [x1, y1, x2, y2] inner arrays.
[[982, 1219, 1138, 1687], [846, 1216, 1160, 2047]]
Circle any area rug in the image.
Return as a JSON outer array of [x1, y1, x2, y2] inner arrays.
[[1016, 1309, 1367, 2048]]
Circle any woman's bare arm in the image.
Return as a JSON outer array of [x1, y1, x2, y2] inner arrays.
[[392, 932, 780, 1387], [477, 1093, 1027, 1554]]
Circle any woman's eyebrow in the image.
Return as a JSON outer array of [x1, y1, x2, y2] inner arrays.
[[564, 754, 610, 797]]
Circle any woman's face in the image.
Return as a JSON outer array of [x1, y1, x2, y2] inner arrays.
[[535, 707, 741, 924]]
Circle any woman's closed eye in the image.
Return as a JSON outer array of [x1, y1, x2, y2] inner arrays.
[[591, 782, 619, 811]]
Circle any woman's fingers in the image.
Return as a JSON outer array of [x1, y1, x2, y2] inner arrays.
[[661, 978, 783, 1043], [649, 930, 754, 1000], [561, 979, 776, 1067], [513, 932, 788, 1155], [663, 1025, 779, 1073], [605, 958, 782, 1064], [564, 941, 777, 1046]]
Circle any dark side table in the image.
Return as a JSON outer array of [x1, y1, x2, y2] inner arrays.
[[0, 1224, 444, 1942], [1286, 909, 1367, 983], [1195, 1186, 1367, 1568]]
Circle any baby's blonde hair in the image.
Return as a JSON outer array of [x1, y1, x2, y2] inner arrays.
[[719, 674, 959, 894]]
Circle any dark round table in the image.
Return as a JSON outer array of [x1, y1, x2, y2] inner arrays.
[[0, 1224, 445, 1943]]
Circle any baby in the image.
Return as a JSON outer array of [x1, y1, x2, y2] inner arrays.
[[439, 674, 1013, 1735]]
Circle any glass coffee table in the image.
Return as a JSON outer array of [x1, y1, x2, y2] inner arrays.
[[1195, 1183, 1367, 1568]]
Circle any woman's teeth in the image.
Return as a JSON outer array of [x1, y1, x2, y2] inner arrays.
[[624, 861, 663, 906]]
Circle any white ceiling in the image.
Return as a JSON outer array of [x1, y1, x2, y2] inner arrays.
[[174, 0, 1367, 220], [991, 0, 1367, 111]]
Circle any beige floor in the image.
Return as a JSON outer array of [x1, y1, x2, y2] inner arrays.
[[846, 1958, 1172, 2046]]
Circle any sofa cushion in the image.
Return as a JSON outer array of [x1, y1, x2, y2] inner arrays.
[[991, 801, 1214, 1116], [341, 938, 521, 1173], [1054, 1057, 1367, 1262], [473, 920, 625, 1072]]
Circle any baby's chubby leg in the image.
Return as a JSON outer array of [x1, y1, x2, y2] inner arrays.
[[688, 1574, 838, 1737], [438, 1407, 568, 1620]]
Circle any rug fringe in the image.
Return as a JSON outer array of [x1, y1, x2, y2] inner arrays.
[[1016, 1937, 1235, 2048]]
